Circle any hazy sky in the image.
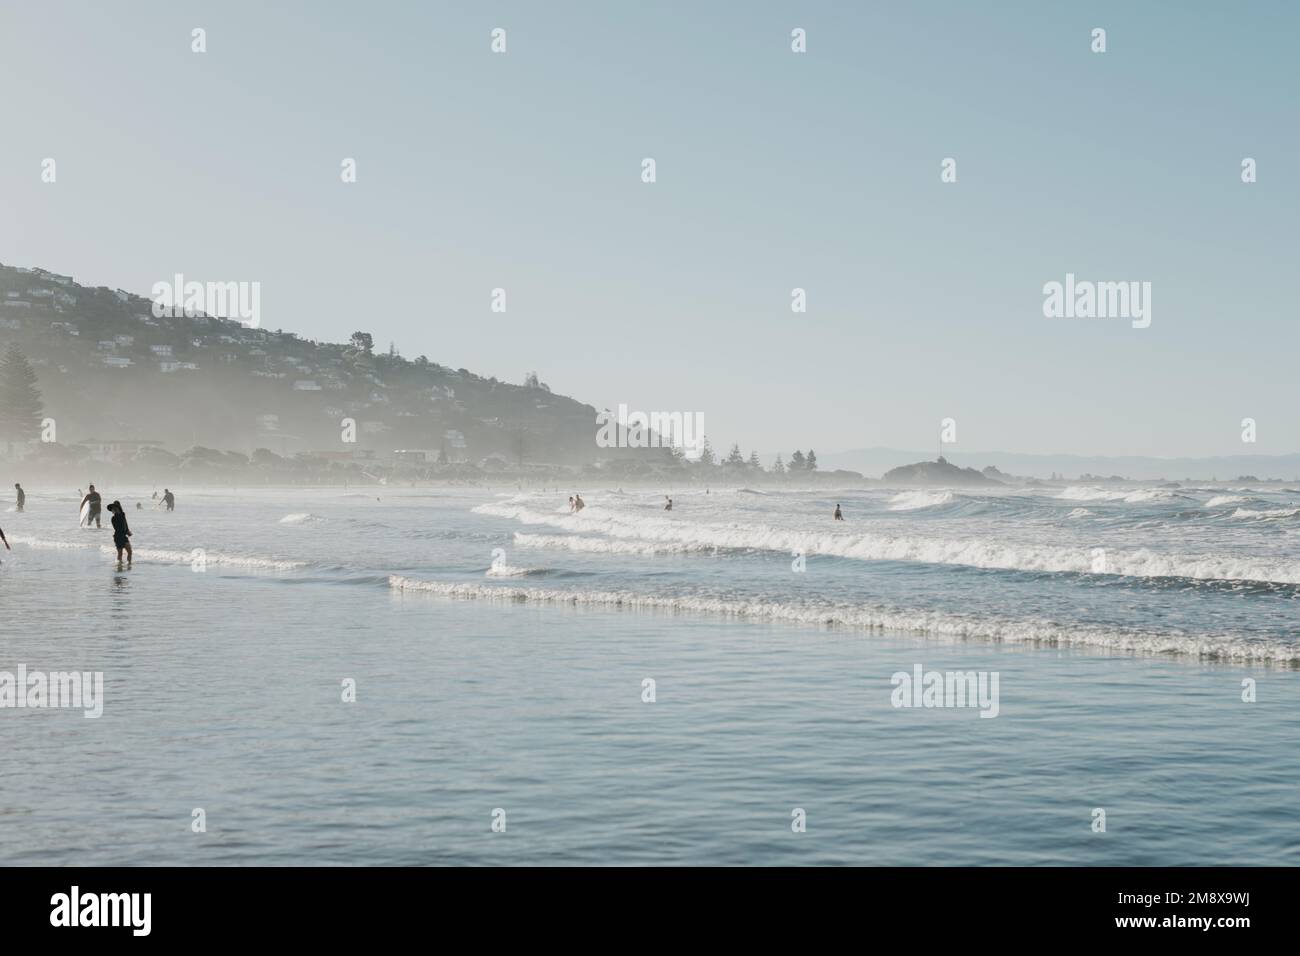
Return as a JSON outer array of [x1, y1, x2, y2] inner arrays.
[[3, 1, 1296, 458]]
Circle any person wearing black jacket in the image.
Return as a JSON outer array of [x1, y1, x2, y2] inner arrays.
[[107, 500, 132, 566]]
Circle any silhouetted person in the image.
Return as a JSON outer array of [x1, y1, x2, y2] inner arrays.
[[162, 488, 175, 511], [665, 496, 673, 511], [834, 504, 843, 521], [14, 483, 24, 512], [107, 501, 132, 566], [81, 485, 102, 528]]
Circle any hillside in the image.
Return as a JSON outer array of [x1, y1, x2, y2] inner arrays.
[[880, 456, 1005, 486], [0, 262, 655, 471]]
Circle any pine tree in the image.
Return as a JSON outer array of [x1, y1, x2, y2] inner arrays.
[[0, 346, 43, 455], [726, 443, 745, 467], [773, 455, 786, 476], [698, 438, 715, 467], [806, 449, 818, 471], [790, 450, 805, 471], [748, 450, 761, 471]]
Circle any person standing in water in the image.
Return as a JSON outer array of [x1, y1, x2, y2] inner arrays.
[[568, 496, 576, 513], [80, 485, 102, 528], [107, 501, 132, 566], [162, 488, 175, 511], [834, 503, 843, 521], [14, 483, 24, 513], [664, 496, 673, 511]]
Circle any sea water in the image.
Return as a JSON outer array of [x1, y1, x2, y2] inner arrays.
[[1, 484, 1298, 864]]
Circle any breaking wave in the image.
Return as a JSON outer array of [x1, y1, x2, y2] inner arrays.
[[10, 535, 307, 571], [389, 575, 1297, 663], [280, 512, 326, 525], [474, 502, 1300, 584], [889, 490, 954, 511]]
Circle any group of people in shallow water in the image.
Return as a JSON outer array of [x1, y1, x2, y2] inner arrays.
[[0, 481, 178, 569], [78, 485, 137, 566]]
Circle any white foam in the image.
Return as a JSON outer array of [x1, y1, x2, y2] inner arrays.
[[1205, 495, 1248, 508], [889, 490, 954, 511], [1232, 507, 1300, 520], [128, 548, 308, 570], [514, 532, 709, 555], [485, 562, 544, 577], [279, 512, 325, 525], [475, 501, 1300, 584], [1057, 486, 1177, 504], [9, 535, 306, 570], [8, 535, 98, 552], [390, 575, 1297, 663]]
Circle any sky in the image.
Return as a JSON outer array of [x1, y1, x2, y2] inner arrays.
[[2, 1, 1296, 459]]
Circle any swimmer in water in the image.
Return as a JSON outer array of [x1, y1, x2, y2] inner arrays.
[[834, 503, 843, 521]]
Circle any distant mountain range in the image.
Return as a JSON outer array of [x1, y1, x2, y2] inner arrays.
[[819, 447, 1300, 482]]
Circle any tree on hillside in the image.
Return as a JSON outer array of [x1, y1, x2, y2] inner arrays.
[[772, 454, 786, 476], [725, 443, 745, 467], [790, 450, 805, 471], [350, 331, 374, 354], [698, 438, 715, 467], [806, 449, 818, 471], [0, 346, 43, 455], [748, 450, 762, 471]]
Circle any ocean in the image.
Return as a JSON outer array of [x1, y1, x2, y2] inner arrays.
[[2, 483, 1298, 865]]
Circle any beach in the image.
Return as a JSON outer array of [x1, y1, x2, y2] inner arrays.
[[2, 485, 1297, 865]]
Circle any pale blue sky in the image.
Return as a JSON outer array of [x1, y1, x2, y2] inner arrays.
[[2, 1, 1296, 457]]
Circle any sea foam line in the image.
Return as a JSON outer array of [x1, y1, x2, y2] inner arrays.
[[388, 575, 1296, 664], [475, 503, 1300, 585], [9, 535, 306, 570]]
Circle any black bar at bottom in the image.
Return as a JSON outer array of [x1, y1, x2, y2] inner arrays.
[[0, 866, 1274, 942]]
